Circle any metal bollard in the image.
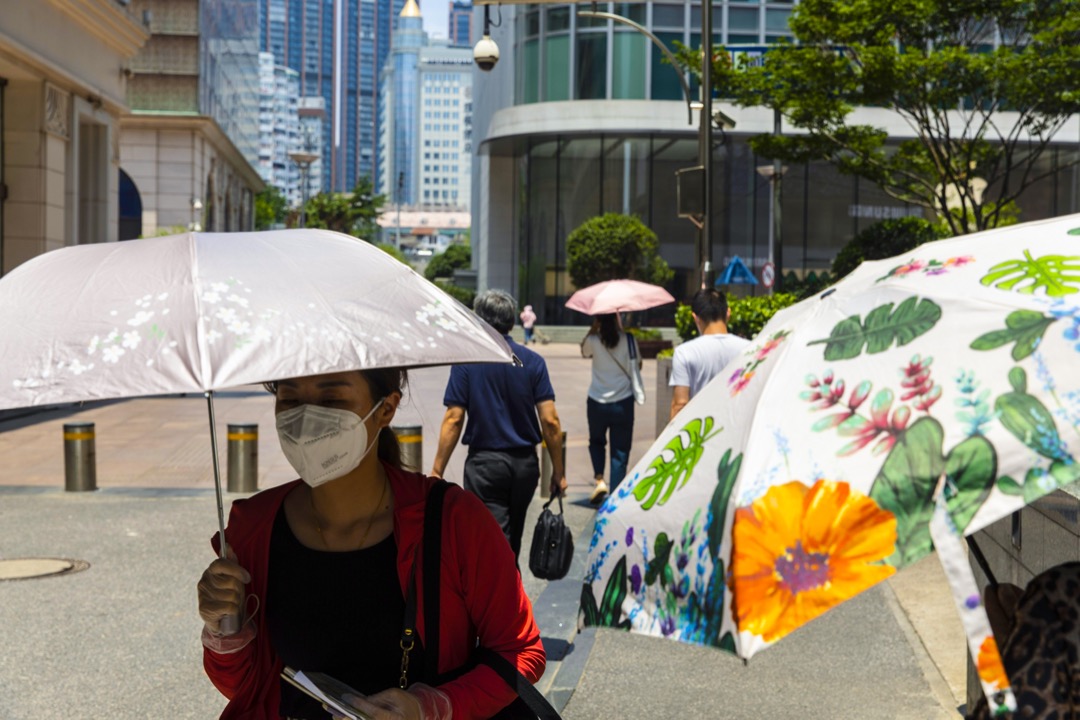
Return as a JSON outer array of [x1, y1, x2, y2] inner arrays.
[[540, 430, 567, 499], [393, 425, 423, 472], [226, 423, 258, 493], [63, 422, 97, 492]]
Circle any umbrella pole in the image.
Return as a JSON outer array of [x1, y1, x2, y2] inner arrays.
[[205, 391, 228, 559], [206, 390, 241, 636]]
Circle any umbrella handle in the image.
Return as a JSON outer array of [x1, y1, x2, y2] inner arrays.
[[207, 391, 242, 636], [219, 613, 241, 635]]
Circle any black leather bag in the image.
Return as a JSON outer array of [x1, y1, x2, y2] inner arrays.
[[528, 495, 573, 581]]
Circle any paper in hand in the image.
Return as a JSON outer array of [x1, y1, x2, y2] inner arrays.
[[281, 666, 373, 720]]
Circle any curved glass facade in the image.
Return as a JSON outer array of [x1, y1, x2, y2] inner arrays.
[[473, 1, 1080, 325], [513, 1, 796, 106], [201, 0, 260, 169], [506, 133, 1079, 325]]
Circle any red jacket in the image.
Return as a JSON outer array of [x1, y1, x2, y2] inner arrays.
[[204, 465, 546, 719]]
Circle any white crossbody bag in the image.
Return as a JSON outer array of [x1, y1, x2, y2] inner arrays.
[[604, 334, 646, 406]]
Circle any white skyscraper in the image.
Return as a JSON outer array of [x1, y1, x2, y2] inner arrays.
[[257, 52, 301, 205], [378, 0, 473, 211]]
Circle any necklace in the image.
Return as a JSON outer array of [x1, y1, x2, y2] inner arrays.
[[310, 477, 388, 550]]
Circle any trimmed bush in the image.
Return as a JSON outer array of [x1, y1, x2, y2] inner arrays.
[[434, 280, 475, 308], [831, 217, 948, 281], [566, 213, 673, 289], [728, 293, 799, 340], [674, 303, 698, 342]]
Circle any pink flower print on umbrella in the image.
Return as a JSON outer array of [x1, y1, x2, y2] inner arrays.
[[900, 354, 943, 411], [729, 367, 755, 395], [877, 256, 976, 283], [728, 330, 791, 397]]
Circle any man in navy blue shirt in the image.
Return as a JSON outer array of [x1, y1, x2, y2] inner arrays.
[[431, 289, 567, 561]]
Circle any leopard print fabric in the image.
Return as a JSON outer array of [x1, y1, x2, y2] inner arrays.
[[969, 561, 1080, 719]]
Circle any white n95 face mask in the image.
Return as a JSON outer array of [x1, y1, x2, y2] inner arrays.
[[275, 400, 383, 487]]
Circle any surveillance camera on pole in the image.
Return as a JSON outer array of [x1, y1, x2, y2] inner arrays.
[[473, 34, 499, 71]]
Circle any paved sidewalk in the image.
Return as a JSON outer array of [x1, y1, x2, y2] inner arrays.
[[0, 343, 967, 719]]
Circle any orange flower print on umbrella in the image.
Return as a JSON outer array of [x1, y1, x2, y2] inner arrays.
[[731, 479, 897, 643], [976, 635, 1008, 690]]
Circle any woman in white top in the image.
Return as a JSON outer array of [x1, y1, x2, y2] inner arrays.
[[580, 313, 639, 505]]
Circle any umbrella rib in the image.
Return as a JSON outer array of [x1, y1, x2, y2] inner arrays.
[[189, 232, 213, 391]]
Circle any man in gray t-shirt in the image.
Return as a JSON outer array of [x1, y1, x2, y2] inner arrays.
[[669, 289, 751, 421]]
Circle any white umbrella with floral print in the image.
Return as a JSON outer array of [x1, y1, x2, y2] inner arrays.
[[0, 229, 512, 594], [0, 229, 509, 406], [582, 213, 1080, 714]]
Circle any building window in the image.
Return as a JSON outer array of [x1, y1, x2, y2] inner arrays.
[[544, 34, 570, 102], [613, 32, 647, 100]]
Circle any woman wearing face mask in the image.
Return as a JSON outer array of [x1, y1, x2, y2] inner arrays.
[[196, 368, 545, 720]]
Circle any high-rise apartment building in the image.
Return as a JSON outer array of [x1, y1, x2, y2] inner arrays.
[[448, 0, 472, 47], [256, 53, 325, 209], [378, 0, 472, 210], [257, 53, 301, 206], [258, 0, 405, 192]]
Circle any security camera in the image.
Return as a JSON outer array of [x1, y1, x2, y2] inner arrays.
[[473, 34, 499, 71], [712, 107, 737, 131]]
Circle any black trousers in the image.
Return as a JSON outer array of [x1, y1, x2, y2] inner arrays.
[[463, 447, 539, 561]]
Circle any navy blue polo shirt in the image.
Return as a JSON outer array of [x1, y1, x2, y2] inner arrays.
[[443, 336, 556, 450]]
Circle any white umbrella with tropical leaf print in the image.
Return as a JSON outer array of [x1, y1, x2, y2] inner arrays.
[[581, 213, 1080, 714]]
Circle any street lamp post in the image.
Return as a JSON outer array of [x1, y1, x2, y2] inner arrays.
[[395, 171, 404, 250], [755, 109, 787, 295], [289, 150, 318, 228], [577, 4, 734, 290], [699, 0, 713, 289]]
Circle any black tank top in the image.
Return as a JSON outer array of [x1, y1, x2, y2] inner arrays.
[[267, 506, 424, 719]]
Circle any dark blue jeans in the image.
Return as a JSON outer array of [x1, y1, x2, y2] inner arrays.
[[587, 396, 635, 489]]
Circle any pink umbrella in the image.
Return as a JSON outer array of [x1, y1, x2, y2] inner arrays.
[[565, 279, 676, 315]]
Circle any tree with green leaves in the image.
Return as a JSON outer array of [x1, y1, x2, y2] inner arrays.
[[254, 186, 288, 231], [831, 216, 948, 281], [302, 176, 385, 239], [678, 0, 1080, 235], [566, 213, 674, 289], [376, 243, 410, 266], [424, 244, 471, 281]]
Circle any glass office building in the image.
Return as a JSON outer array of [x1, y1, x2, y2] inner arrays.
[[472, 1, 1080, 324], [259, 0, 405, 191], [201, 0, 260, 170]]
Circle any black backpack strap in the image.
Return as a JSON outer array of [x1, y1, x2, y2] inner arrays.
[[476, 647, 562, 720], [422, 480, 450, 684], [419, 480, 562, 719]]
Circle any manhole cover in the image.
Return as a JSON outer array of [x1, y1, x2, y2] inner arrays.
[[0, 558, 90, 581]]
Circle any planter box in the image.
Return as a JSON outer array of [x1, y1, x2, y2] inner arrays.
[[655, 356, 673, 438], [635, 339, 673, 359]]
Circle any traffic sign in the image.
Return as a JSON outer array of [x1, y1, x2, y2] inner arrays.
[[761, 261, 776, 289]]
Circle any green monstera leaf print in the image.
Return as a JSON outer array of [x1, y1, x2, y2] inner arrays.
[[981, 250, 1080, 297], [970, 310, 1056, 361], [943, 435, 997, 532], [644, 533, 674, 588], [870, 416, 1000, 562], [996, 367, 1068, 461], [580, 555, 631, 630], [634, 417, 723, 510], [807, 297, 942, 361], [708, 450, 742, 561], [869, 417, 945, 567]]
